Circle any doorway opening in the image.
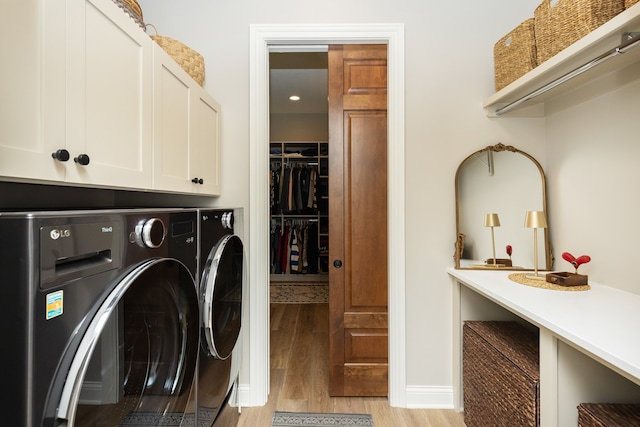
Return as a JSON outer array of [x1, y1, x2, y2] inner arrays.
[[248, 23, 406, 408], [268, 46, 329, 292], [267, 46, 331, 408]]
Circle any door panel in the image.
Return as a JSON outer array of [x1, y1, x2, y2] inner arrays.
[[329, 44, 388, 397], [345, 111, 388, 309]]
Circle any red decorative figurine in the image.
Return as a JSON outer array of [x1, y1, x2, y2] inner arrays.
[[506, 245, 512, 260], [562, 252, 591, 274]]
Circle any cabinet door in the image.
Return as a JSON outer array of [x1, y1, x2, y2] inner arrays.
[[0, 0, 65, 182], [191, 92, 221, 196], [64, 0, 152, 189], [152, 44, 221, 195], [152, 45, 193, 193]]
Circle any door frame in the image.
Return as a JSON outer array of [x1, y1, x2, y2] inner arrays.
[[248, 23, 406, 407]]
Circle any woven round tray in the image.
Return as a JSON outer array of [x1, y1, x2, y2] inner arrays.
[[146, 24, 205, 86], [508, 273, 590, 291]]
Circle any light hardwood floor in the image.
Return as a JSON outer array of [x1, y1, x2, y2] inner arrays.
[[236, 303, 467, 426]]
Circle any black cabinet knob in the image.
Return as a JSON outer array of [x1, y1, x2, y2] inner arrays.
[[191, 177, 204, 184], [74, 154, 90, 166], [51, 149, 70, 162], [333, 259, 343, 269]]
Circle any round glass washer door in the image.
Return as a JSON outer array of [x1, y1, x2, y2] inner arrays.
[[56, 258, 199, 427], [201, 234, 244, 360]]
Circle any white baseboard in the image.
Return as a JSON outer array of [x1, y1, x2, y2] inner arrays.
[[405, 385, 454, 409], [237, 382, 254, 408]]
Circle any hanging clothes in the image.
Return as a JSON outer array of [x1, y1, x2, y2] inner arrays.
[[270, 166, 281, 215], [273, 164, 318, 214], [270, 219, 320, 275]]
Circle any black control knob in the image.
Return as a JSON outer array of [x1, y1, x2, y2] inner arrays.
[[192, 177, 204, 184], [51, 149, 70, 162], [333, 259, 343, 269], [134, 218, 166, 248], [74, 154, 90, 166]]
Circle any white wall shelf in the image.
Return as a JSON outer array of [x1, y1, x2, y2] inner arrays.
[[484, 4, 640, 118]]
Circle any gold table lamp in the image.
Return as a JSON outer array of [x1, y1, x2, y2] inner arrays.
[[524, 210, 547, 279], [484, 213, 501, 266]]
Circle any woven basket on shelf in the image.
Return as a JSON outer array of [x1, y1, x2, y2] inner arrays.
[[463, 321, 540, 427], [146, 24, 205, 86], [535, 0, 625, 64], [494, 18, 537, 91], [578, 403, 640, 426], [626, 0, 640, 8], [112, 0, 144, 28]]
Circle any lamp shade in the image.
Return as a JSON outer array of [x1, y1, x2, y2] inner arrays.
[[484, 213, 501, 227], [524, 210, 547, 229]]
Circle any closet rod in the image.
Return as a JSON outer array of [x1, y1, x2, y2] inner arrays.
[[494, 32, 640, 116]]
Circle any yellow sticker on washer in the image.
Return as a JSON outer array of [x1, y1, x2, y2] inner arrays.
[[46, 290, 64, 320]]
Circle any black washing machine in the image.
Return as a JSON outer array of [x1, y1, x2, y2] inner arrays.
[[196, 209, 244, 427], [1, 209, 200, 427]]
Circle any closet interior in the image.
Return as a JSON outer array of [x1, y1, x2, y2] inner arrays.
[[269, 49, 329, 285], [270, 141, 329, 275]]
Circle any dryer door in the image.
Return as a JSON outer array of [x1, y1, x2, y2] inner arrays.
[[55, 258, 199, 427], [201, 234, 244, 360]]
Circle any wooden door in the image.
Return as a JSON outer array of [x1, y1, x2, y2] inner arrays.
[[328, 44, 388, 396]]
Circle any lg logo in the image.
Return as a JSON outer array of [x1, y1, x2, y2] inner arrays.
[[50, 229, 71, 240]]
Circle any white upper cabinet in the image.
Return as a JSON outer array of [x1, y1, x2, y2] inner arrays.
[[1, 0, 66, 183], [484, 4, 640, 117], [63, 0, 153, 188], [191, 92, 222, 196], [1, 0, 152, 189], [152, 44, 221, 196], [1, 0, 221, 195]]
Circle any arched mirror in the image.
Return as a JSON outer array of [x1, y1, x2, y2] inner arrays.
[[454, 143, 552, 270]]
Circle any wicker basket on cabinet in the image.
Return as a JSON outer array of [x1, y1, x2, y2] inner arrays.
[[626, 0, 640, 8], [534, 0, 625, 64], [112, 0, 144, 28], [146, 24, 206, 86]]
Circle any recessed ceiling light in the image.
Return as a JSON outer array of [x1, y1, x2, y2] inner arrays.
[[289, 95, 301, 101]]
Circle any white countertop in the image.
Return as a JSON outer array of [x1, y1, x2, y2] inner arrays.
[[448, 268, 640, 385]]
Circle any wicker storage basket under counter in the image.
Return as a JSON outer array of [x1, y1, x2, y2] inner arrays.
[[146, 25, 205, 86], [463, 321, 540, 427], [578, 403, 640, 426], [534, 0, 625, 64], [626, 0, 640, 9], [494, 18, 537, 91]]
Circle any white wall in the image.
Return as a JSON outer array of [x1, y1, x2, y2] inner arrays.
[[138, 0, 549, 405], [546, 80, 640, 294]]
